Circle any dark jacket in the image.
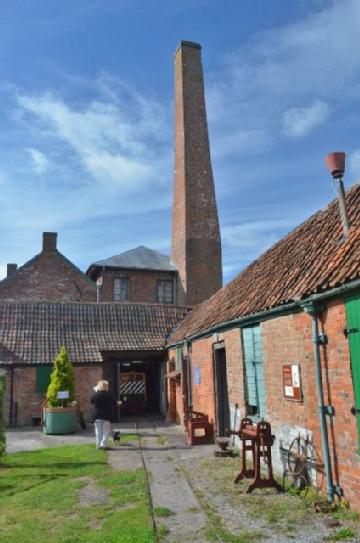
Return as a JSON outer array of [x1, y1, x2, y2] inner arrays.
[[91, 390, 117, 422]]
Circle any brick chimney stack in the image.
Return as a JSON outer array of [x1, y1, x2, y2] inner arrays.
[[171, 41, 222, 307], [42, 232, 57, 252], [7, 263, 17, 277]]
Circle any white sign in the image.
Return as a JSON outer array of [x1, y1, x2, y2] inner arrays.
[[57, 390, 69, 400], [291, 365, 300, 387]]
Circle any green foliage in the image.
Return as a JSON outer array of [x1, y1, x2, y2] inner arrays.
[[324, 527, 357, 541], [0, 444, 154, 543], [0, 372, 5, 458], [153, 506, 174, 517], [46, 346, 75, 407]]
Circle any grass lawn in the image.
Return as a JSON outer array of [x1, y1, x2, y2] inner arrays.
[[0, 441, 154, 543]]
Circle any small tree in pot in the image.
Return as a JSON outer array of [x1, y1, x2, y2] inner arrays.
[[43, 346, 77, 434]]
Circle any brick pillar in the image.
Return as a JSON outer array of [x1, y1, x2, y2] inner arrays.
[[42, 232, 57, 252], [171, 41, 222, 307], [7, 263, 17, 277]]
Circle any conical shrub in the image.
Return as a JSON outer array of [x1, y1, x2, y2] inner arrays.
[[46, 346, 75, 407]]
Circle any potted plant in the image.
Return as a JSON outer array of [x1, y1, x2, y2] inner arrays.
[[43, 346, 77, 435]]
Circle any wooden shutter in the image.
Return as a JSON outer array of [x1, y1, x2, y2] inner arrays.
[[345, 294, 360, 446], [242, 325, 266, 418], [36, 366, 52, 393]]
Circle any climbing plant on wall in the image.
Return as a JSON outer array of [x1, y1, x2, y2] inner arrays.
[[0, 371, 6, 458]]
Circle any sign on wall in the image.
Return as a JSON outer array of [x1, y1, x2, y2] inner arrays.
[[282, 364, 302, 401], [194, 367, 201, 385]]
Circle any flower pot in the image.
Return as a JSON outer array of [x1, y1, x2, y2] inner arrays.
[[324, 152, 345, 178], [43, 406, 77, 435]]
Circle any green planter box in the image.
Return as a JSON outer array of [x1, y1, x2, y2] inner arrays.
[[43, 407, 77, 435]]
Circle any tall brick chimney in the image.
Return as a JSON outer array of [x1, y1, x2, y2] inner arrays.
[[171, 41, 222, 307], [42, 232, 57, 252], [7, 263, 17, 277]]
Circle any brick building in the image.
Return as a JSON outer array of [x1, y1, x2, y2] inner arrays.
[[0, 41, 220, 426], [1, 301, 188, 426], [86, 246, 178, 304], [167, 183, 360, 510], [0, 232, 96, 302]]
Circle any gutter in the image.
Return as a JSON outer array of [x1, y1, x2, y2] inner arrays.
[[167, 278, 360, 349]]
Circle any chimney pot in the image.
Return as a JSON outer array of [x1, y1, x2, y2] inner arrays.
[[325, 152, 346, 179], [7, 263, 17, 277], [42, 232, 57, 252]]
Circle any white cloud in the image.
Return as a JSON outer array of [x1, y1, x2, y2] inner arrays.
[[208, 0, 360, 159], [17, 85, 170, 191], [282, 100, 330, 138], [26, 147, 50, 174]]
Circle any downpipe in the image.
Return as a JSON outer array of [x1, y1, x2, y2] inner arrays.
[[302, 301, 337, 503]]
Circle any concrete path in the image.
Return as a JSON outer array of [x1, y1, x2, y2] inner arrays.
[[6, 417, 214, 542]]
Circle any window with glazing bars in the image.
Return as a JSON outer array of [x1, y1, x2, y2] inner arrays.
[[157, 279, 173, 304], [114, 277, 129, 301]]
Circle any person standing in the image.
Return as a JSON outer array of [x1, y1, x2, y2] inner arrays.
[[91, 380, 121, 449]]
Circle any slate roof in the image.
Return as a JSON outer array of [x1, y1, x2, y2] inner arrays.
[[87, 246, 177, 273], [0, 301, 188, 366], [169, 183, 360, 344]]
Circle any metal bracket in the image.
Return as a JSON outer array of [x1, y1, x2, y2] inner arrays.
[[343, 327, 359, 339], [316, 333, 328, 346], [334, 485, 344, 497], [322, 405, 335, 416], [351, 406, 360, 416]]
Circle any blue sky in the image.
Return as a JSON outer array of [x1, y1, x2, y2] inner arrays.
[[1, 0, 360, 283]]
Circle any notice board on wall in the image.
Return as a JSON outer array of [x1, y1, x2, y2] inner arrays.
[[194, 367, 200, 385], [282, 364, 302, 401]]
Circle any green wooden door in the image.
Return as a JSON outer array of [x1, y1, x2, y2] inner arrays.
[[345, 294, 360, 445], [242, 325, 266, 418]]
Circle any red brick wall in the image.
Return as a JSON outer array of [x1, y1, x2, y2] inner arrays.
[[98, 269, 177, 304], [3, 365, 102, 426], [0, 251, 96, 302], [190, 337, 216, 426], [167, 299, 360, 509]]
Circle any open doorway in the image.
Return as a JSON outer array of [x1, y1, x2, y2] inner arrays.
[[214, 345, 230, 436]]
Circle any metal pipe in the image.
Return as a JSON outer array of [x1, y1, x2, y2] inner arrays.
[[9, 367, 14, 427], [303, 301, 335, 503], [337, 177, 350, 238]]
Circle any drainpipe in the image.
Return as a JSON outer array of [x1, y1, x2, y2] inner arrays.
[[9, 367, 14, 427], [302, 301, 341, 503]]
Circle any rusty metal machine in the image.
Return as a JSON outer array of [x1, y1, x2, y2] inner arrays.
[[230, 417, 282, 493]]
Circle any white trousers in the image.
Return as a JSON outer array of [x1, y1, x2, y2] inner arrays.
[[94, 419, 111, 448]]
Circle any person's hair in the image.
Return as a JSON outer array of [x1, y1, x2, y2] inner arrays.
[[96, 380, 109, 391]]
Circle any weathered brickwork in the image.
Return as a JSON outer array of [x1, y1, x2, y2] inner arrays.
[[3, 365, 102, 426], [0, 233, 96, 302], [98, 268, 177, 304], [171, 41, 222, 307], [167, 298, 360, 510]]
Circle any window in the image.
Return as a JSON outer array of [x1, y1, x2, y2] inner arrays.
[[114, 277, 129, 301], [157, 279, 173, 304], [36, 366, 52, 393]]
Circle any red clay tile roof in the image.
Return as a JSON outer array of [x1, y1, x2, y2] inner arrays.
[[0, 301, 188, 365], [169, 183, 360, 343]]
